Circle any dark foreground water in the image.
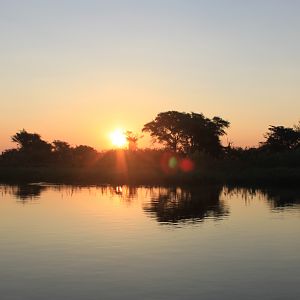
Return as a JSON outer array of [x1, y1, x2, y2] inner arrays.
[[0, 184, 299, 300]]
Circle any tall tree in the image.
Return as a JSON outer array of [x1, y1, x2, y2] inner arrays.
[[142, 111, 229, 155], [142, 111, 189, 152], [186, 113, 230, 155]]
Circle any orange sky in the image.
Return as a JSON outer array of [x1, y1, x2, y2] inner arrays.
[[1, 1, 299, 152]]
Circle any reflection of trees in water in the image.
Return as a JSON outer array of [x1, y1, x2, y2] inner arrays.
[[224, 186, 300, 209], [1, 184, 299, 213], [262, 189, 300, 209], [143, 185, 229, 224], [0, 184, 139, 203], [107, 185, 138, 204], [0, 184, 81, 202], [14, 184, 47, 200], [111, 185, 137, 199], [0, 184, 47, 202]]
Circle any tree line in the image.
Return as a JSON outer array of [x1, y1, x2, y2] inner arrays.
[[1, 110, 300, 167], [1, 130, 99, 166], [142, 111, 300, 155]]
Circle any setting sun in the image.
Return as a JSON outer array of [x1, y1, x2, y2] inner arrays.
[[109, 129, 127, 148]]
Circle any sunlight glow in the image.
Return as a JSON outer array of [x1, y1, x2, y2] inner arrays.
[[109, 129, 127, 148]]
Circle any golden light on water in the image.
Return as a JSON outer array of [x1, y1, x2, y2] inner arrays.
[[109, 129, 127, 148]]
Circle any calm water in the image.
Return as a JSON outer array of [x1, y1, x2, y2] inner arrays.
[[0, 184, 299, 300]]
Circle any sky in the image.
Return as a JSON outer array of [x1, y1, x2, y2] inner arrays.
[[1, 0, 299, 151]]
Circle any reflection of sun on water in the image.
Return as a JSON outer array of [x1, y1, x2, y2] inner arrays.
[[109, 129, 127, 148]]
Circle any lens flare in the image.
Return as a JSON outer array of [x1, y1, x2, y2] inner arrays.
[[179, 158, 194, 172], [160, 153, 195, 174], [168, 156, 178, 169]]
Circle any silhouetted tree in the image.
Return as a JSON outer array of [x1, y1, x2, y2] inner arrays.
[[52, 140, 70, 152], [184, 113, 230, 156], [0, 130, 102, 167], [12, 129, 51, 151], [11, 129, 52, 164], [142, 111, 229, 156], [260, 125, 300, 152], [143, 111, 188, 152], [125, 131, 143, 151]]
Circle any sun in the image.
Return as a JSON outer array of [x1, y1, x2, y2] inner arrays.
[[109, 129, 127, 148]]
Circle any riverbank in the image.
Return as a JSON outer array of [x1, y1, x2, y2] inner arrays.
[[0, 164, 299, 186], [1, 148, 299, 186]]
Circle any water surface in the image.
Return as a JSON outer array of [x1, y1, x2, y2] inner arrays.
[[0, 184, 299, 300]]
